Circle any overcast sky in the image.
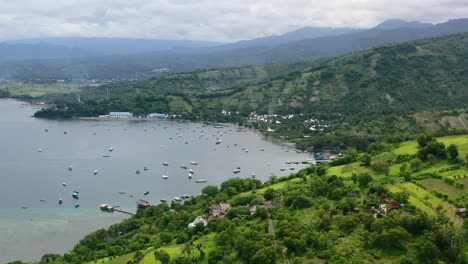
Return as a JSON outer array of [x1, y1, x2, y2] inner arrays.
[[0, 0, 467, 42]]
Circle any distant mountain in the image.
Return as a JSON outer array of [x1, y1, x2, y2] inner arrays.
[[0, 42, 88, 61], [218, 27, 362, 50], [2, 18, 468, 80], [373, 19, 433, 30], [6, 37, 223, 56]]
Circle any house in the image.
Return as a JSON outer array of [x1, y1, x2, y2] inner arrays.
[[137, 199, 150, 209], [208, 203, 231, 221], [188, 216, 208, 228], [109, 112, 133, 118]]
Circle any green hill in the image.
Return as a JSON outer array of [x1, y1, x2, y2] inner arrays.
[[34, 33, 468, 151], [16, 135, 467, 264]]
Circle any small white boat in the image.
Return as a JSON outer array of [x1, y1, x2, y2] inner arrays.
[[62, 182, 67, 186], [109, 147, 114, 152], [144, 167, 148, 171], [162, 174, 168, 179], [189, 169, 194, 174], [285, 161, 292, 164], [188, 174, 192, 179], [280, 168, 286, 171], [216, 139, 222, 144], [163, 162, 168, 166], [180, 165, 188, 169], [233, 169, 241, 174], [251, 173, 256, 178], [173, 196, 182, 202], [190, 161, 198, 165], [58, 198, 62, 204], [38, 148, 42, 152], [93, 170, 98, 175]]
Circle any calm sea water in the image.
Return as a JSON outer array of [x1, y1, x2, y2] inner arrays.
[[0, 99, 312, 262]]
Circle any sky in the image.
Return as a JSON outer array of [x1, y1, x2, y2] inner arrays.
[[0, 0, 467, 42]]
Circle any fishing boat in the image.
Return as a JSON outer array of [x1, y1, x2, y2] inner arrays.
[[38, 148, 42, 152], [216, 139, 222, 144], [93, 170, 98, 175], [188, 174, 192, 179], [280, 168, 286, 171], [68, 166, 72, 171], [189, 169, 194, 174], [74, 203, 80, 208], [144, 167, 148, 171], [62, 182, 67, 186], [285, 161, 292, 164], [100, 204, 114, 212], [44, 128, 48, 132], [160, 199, 167, 203], [162, 174, 168, 179], [173, 196, 182, 202], [251, 173, 256, 178], [109, 147, 114, 152], [163, 162, 168, 166], [64, 131, 67, 135], [233, 169, 241, 174], [180, 165, 188, 169], [102, 155, 110, 158], [136, 169, 141, 174], [72, 191, 79, 199], [143, 191, 150, 195], [289, 167, 295, 170], [58, 198, 62, 204], [195, 179, 207, 183]]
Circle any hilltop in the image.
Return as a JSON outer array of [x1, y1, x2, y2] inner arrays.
[[13, 135, 467, 264]]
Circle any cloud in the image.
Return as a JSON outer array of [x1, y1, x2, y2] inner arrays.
[[0, 0, 467, 42]]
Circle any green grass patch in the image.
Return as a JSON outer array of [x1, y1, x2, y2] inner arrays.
[[1, 83, 80, 97]]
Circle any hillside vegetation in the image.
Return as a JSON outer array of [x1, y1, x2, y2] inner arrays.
[[13, 135, 467, 264], [34, 33, 468, 151]]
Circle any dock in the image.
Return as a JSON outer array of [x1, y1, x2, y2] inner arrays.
[[113, 208, 135, 216]]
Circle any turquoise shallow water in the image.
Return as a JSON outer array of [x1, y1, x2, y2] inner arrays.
[[0, 99, 312, 262]]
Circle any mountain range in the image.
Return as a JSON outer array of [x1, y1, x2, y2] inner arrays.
[[1, 18, 468, 80]]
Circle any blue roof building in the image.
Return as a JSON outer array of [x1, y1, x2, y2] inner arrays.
[[109, 112, 133, 118]]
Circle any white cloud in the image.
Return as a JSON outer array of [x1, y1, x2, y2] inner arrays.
[[0, 0, 467, 42]]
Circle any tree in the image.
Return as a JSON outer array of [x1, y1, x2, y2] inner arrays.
[[417, 133, 431, 148], [358, 173, 373, 188], [202, 185, 219, 196], [264, 188, 276, 200], [154, 250, 171, 264], [446, 144, 459, 161], [361, 154, 372, 167]]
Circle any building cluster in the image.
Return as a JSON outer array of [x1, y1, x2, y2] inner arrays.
[[98, 112, 169, 119]]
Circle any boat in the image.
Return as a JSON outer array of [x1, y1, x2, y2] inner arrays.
[[195, 179, 207, 183], [289, 167, 295, 170], [93, 170, 98, 175], [251, 173, 256, 178], [189, 169, 194, 174], [163, 162, 168, 166], [173, 196, 182, 202], [75, 203, 80, 208], [68, 166, 72, 171], [233, 169, 241, 174], [160, 199, 167, 203], [38, 148, 42, 152], [190, 161, 198, 165], [181, 194, 190, 199], [62, 182, 67, 186], [40, 199, 46, 202], [102, 155, 110, 158], [144, 167, 148, 171], [109, 147, 114, 152], [118, 192, 126, 195], [293, 161, 300, 164], [280, 168, 286, 171], [188, 174, 192, 179], [58, 198, 62, 204], [45, 128, 48, 132], [100, 204, 114, 212], [137, 199, 150, 209], [285, 161, 292, 164], [143, 191, 150, 195], [216, 139, 222, 144], [162, 174, 168, 179], [136, 169, 141, 174], [64, 131, 67, 135], [180, 165, 188, 169], [72, 191, 79, 199]]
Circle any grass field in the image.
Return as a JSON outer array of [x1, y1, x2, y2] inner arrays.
[[0, 83, 81, 97]]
